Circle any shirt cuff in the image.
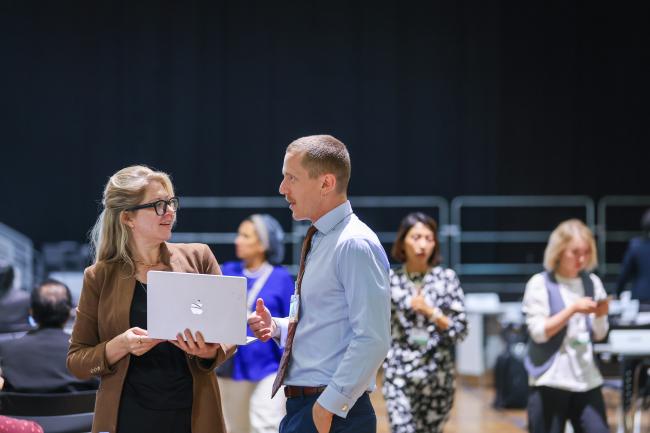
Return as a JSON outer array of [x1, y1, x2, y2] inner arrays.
[[272, 317, 289, 348], [591, 314, 609, 339], [317, 385, 356, 418], [529, 319, 549, 344]]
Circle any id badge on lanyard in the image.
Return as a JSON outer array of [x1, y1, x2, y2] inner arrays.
[[409, 328, 429, 347], [289, 293, 300, 322]]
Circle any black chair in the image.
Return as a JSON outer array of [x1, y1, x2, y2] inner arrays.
[[0, 390, 96, 433]]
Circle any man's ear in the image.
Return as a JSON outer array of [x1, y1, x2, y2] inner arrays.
[[320, 173, 337, 196]]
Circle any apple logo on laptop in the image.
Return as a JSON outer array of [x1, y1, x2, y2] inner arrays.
[[191, 300, 203, 315]]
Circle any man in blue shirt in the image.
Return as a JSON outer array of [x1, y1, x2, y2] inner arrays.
[[248, 134, 391, 433]]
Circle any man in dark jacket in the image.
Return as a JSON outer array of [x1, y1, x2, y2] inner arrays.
[[616, 208, 650, 308], [0, 278, 98, 393]]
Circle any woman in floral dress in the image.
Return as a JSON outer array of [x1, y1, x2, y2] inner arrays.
[[383, 212, 468, 433]]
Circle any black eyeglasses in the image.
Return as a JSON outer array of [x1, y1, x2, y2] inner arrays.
[[126, 197, 180, 216]]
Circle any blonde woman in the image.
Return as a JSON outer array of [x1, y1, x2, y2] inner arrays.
[[67, 165, 235, 433], [523, 219, 609, 433]]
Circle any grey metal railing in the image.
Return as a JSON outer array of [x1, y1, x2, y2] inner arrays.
[[450, 196, 596, 276], [7, 194, 646, 288], [171, 195, 449, 273], [597, 196, 650, 276]]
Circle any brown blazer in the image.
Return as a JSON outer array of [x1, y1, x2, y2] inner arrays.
[[67, 242, 236, 433]]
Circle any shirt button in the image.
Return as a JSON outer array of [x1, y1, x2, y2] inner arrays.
[[341, 404, 348, 412]]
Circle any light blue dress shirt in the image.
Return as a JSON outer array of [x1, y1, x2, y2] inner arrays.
[[274, 200, 391, 418]]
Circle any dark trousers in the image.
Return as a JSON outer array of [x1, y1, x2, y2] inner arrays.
[[279, 393, 376, 433], [527, 386, 609, 433]]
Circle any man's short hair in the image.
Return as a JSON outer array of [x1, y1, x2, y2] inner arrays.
[[286, 135, 351, 194], [30, 279, 72, 328]]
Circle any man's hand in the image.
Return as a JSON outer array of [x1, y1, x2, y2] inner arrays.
[[312, 401, 334, 433], [247, 298, 275, 342]]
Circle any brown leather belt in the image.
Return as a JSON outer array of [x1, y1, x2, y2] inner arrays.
[[284, 385, 327, 398]]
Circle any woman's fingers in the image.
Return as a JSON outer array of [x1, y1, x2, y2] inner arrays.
[[183, 329, 198, 349], [131, 327, 149, 336], [195, 331, 206, 349]]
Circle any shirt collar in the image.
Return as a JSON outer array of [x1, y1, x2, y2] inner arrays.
[[314, 200, 353, 234]]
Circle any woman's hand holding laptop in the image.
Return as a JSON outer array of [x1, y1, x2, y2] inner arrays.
[[170, 329, 232, 360], [106, 326, 164, 364]]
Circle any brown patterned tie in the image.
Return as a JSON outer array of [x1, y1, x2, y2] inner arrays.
[[271, 224, 318, 397]]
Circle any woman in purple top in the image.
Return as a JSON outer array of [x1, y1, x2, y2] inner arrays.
[[217, 214, 294, 433]]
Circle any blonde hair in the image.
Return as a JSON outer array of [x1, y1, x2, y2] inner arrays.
[[543, 218, 598, 272], [89, 165, 175, 274]]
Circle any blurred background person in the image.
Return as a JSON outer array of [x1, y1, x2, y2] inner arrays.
[[523, 219, 609, 433], [67, 165, 235, 433], [217, 214, 294, 433], [0, 366, 44, 433], [382, 212, 468, 433], [614, 208, 650, 419], [0, 278, 98, 393], [616, 208, 650, 310], [0, 260, 31, 334]]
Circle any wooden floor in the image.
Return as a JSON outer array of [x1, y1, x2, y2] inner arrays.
[[370, 378, 526, 433], [370, 376, 649, 433]]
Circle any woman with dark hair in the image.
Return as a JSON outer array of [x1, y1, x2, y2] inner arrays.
[[217, 214, 294, 433], [382, 212, 468, 433]]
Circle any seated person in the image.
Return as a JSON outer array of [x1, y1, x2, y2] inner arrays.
[[0, 279, 99, 393], [0, 367, 44, 433], [0, 261, 31, 333]]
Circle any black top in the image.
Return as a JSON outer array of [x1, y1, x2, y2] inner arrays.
[[121, 281, 193, 410]]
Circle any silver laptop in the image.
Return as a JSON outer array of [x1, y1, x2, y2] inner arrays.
[[147, 270, 252, 345]]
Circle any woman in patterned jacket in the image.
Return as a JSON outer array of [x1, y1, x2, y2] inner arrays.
[[382, 212, 468, 433]]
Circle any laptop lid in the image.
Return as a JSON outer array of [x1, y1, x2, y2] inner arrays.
[[146, 270, 248, 344]]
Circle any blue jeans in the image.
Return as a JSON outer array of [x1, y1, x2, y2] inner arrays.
[[279, 393, 376, 433]]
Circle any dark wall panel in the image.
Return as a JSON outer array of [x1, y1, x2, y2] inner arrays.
[[0, 1, 648, 246]]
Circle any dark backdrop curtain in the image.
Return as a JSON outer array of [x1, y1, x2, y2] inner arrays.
[[0, 1, 648, 245]]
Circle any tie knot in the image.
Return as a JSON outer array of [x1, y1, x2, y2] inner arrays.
[[305, 225, 318, 240]]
